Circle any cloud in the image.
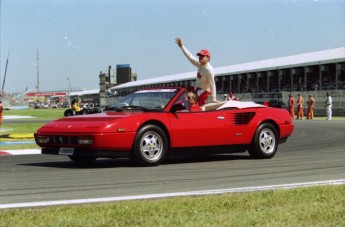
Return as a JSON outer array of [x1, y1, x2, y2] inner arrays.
[[64, 37, 80, 50]]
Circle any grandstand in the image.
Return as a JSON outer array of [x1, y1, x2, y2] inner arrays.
[[110, 47, 345, 95]]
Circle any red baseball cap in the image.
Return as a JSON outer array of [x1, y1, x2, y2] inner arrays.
[[197, 49, 210, 58]]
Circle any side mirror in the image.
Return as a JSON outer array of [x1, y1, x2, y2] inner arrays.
[[171, 103, 186, 113]]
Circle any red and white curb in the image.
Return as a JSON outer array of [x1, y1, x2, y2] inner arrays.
[[0, 149, 41, 156]]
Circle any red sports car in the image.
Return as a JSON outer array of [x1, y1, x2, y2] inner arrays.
[[34, 88, 294, 166]]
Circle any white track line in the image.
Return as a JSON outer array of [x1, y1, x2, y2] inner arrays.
[[1, 179, 344, 209], [0, 149, 41, 156], [3, 115, 35, 119]]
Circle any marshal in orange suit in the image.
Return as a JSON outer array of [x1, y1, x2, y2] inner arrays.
[[296, 93, 304, 120], [288, 94, 295, 119], [306, 94, 315, 120]]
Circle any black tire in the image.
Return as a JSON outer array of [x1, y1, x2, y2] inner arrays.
[[64, 109, 74, 117], [68, 155, 97, 166], [82, 109, 88, 115], [248, 123, 278, 159], [132, 124, 168, 166]]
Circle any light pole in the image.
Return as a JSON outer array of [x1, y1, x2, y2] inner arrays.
[[66, 77, 72, 91]]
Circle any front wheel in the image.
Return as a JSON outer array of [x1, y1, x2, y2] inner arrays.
[[248, 123, 278, 159], [132, 125, 168, 166]]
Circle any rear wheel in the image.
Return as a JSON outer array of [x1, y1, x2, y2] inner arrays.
[[248, 123, 278, 159], [132, 125, 168, 166], [64, 109, 74, 117], [68, 155, 97, 166]]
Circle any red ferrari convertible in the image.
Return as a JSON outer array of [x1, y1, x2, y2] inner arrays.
[[35, 88, 294, 166]]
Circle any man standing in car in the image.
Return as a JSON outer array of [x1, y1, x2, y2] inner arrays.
[[175, 37, 217, 106]]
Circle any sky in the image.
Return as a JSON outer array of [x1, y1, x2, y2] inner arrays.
[[1, 0, 344, 93]]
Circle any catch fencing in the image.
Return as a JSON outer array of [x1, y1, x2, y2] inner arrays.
[[217, 90, 345, 117]]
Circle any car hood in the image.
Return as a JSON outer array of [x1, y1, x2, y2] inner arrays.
[[36, 112, 144, 133]]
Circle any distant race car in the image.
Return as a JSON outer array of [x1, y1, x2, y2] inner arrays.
[[4, 105, 13, 110], [63, 107, 102, 117], [35, 87, 294, 166]]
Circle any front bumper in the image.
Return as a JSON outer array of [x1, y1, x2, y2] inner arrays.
[[41, 147, 129, 158]]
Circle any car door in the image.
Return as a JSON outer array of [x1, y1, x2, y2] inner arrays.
[[168, 110, 238, 148]]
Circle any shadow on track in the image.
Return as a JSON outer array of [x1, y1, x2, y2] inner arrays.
[[19, 153, 252, 169]]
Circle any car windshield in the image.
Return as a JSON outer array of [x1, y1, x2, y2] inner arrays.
[[108, 89, 179, 111]]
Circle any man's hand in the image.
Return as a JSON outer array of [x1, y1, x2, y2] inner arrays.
[[175, 37, 183, 47]]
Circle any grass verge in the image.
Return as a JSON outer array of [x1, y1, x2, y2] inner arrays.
[[2, 108, 65, 120], [1, 185, 344, 226], [1, 109, 63, 150], [1, 123, 43, 150]]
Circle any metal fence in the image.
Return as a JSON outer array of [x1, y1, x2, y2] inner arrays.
[[216, 90, 345, 117]]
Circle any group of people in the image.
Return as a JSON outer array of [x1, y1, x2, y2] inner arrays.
[[176, 37, 336, 120], [176, 37, 337, 120], [288, 92, 333, 120]]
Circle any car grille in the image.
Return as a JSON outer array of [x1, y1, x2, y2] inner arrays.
[[234, 112, 256, 125], [46, 136, 79, 145]]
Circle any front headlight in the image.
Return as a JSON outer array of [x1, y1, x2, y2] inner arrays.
[[35, 136, 48, 144]]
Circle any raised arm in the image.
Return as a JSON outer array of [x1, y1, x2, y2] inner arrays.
[[175, 37, 183, 47], [175, 37, 199, 67]]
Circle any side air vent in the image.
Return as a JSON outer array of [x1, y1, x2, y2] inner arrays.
[[234, 112, 256, 125]]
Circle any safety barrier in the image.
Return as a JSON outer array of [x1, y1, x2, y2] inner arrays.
[[216, 89, 345, 117]]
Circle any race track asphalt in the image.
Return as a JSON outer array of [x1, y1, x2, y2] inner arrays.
[[0, 119, 344, 205]]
